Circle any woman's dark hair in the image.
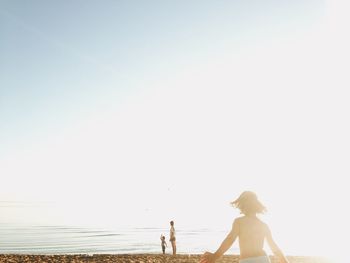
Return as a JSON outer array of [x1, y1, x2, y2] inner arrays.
[[231, 191, 266, 215]]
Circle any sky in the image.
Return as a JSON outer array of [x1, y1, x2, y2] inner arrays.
[[0, 0, 349, 259]]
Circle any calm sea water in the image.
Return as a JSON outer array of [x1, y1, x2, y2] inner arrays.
[[0, 202, 336, 258], [0, 223, 235, 255]]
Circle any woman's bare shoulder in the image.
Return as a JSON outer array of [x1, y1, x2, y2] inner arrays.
[[234, 216, 246, 223]]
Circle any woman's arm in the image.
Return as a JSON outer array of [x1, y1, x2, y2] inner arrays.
[[202, 219, 239, 263], [265, 226, 289, 263]]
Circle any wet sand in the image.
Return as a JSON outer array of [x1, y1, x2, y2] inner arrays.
[[0, 254, 332, 263]]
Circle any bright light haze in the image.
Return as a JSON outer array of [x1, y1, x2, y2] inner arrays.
[[1, 0, 349, 259]]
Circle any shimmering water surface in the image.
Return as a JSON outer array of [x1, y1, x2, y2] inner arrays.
[[0, 223, 231, 254]]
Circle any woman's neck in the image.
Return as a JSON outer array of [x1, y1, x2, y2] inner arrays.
[[244, 213, 257, 217]]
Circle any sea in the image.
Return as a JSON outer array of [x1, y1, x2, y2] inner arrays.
[[0, 223, 234, 255], [0, 200, 238, 255], [0, 202, 329, 257]]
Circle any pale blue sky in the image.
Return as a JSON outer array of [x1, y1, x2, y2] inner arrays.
[[1, 0, 323, 153], [2, 1, 350, 257]]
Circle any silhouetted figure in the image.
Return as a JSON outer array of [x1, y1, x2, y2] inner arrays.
[[160, 235, 167, 254], [169, 220, 176, 255], [200, 191, 289, 263]]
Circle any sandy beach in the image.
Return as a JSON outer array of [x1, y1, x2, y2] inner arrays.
[[0, 254, 332, 263]]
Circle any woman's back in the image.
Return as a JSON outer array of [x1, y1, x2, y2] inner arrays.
[[201, 191, 289, 263], [237, 215, 267, 259]]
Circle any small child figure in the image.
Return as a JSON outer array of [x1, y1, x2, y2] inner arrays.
[[160, 234, 167, 254]]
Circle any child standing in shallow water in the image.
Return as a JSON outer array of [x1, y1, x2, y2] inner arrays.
[[160, 235, 167, 254], [200, 191, 289, 263]]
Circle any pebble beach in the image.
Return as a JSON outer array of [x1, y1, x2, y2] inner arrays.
[[0, 254, 332, 263]]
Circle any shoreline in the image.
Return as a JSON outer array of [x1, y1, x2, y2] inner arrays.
[[0, 254, 332, 263]]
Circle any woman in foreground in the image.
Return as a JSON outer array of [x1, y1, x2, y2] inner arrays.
[[201, 191, 289, 263]]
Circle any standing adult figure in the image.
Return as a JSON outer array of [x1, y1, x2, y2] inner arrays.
[[169, 220, 176, 255], [200, 191, 289, 263]]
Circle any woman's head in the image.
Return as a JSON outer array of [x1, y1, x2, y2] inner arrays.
[[231, 191, 266, 215], [170, 221, 174, 226]]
